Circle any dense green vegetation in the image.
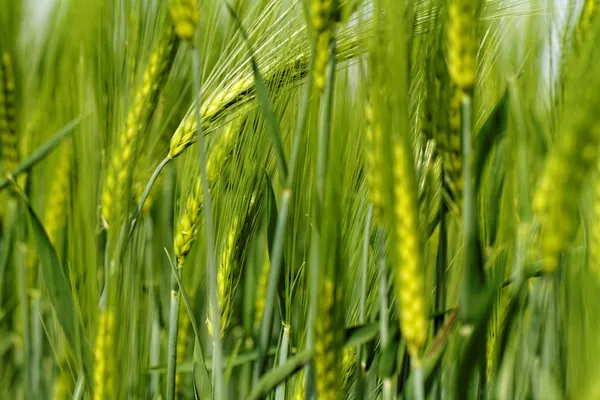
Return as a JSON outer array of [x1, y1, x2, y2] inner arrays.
[[1, 0, 599, 398]]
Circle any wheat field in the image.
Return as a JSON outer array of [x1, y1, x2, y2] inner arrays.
[[0, 0, 599, 399]]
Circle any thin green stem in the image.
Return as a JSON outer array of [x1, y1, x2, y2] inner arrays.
[[413, 366, 425, 400], [111, 156, 170, 267], [73, 373, 85, 400], [253, 36, 315, 386], [275, 324, 291, 400], [459, 94, 481, 324], [15, 200, 31, 398], [166, 270, 182, 400], [192, 47, 225, 399], [253, 189, 291, 384], [378, 228, 393, 400], [306, 38, 337, 400], [355, 205, 373, 399], [167, 249, 211, 391], [434, 199, 447, 334]]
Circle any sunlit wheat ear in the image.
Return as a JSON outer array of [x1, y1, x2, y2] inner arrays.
[[314, 279, 341, 400], [94, 309, 115, 400], [392, 138, 427, 359], [168, 0, 199, 42], [101, 28, 178, 227], [168, 79, 251, 159], [312, 0, 336, 92], [1, 52, 20, 179], [364, 101, 385, 226]]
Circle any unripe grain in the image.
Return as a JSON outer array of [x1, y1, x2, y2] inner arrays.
[[447, 86, 463, 210], [392, 139, 427, 358], [168, 0, 199, 42], [94, 310, 114, 400], [447, 0, 480, 92], [1, 52, 19, 176], [253, 251, 270, 331], [365, 101, 385, 225], [175, 302, 191, 396], [312, 0, 335, 92], [314, 279, 340, 400]]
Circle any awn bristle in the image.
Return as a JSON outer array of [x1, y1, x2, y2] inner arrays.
[[169, 29, 363, 160]]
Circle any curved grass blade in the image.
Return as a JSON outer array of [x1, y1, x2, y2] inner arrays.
[[0, 117, 80, 191], [247, 349, 313, 400], [18, 190, 92, 389]]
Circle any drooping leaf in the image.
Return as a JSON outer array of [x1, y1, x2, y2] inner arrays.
[[19, 192, 92, 386], [0, 117, 80, 191]]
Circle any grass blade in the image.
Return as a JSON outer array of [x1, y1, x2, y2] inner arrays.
[[247, 349, 313, 400], [18, 191, 92, 390], [0, 117, 80, 191]]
